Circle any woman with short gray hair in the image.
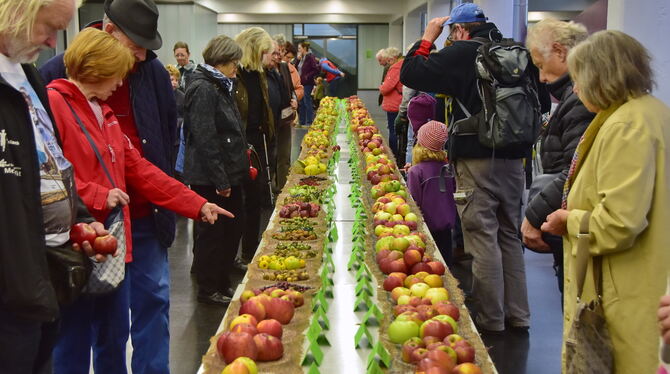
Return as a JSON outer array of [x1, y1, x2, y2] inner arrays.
[[183, 35, 248, 305]]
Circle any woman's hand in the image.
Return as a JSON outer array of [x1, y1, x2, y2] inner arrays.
[[659, 295, 670, 344], [72, 221, 113, 262], [522, 217, 550, 252], [106, 188, 130, 209], [200, 202, 234, 224], [541, 209, 570, 236]]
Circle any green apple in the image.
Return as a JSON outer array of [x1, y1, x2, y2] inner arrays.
[[396, 203, 411, 217], [425, 287, 449, 305], [374, 211, 392, 221], [396, 189, 408, 198], [397, 295, 412, 305], [404, 212, 418, 222], [391, 197, 406, 205], [384, 202, 398, 214], [410, 282, 430, 298], [393, 224, 411, 236], [391, 237, 410, 252], [375, 236, 395, 252], [391, 214, 404, 222], [374, 225, 387, 236]]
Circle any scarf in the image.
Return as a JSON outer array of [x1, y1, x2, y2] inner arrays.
[[561, 103, 622, 208], [199, 63, 233, 94], [297, 52, 310, 74]]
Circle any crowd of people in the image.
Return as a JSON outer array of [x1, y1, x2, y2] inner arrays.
[[1, 0, 669, 373]]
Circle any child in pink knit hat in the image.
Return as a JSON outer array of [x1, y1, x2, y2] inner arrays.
[[406, 120, 457, 264]]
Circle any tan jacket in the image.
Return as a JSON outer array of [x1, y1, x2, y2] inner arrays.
[[563, 95, 670, 373]]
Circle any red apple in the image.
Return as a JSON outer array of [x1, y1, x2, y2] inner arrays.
[[92, 234, 117, 255], [404, 249, 423, 267], [256, 319, 282, 338], [285, 290, 304, 307], [376, 249, 391, 263], [393, 304, 416, 316], [240, 290, 256, 303], [216, 332, 258, 364], [389, 272, 408, 282], [383, 276, 404, 292], [409, 347, 429, 363], [423, 336, 442, 346], [411, 262, 433, 275], [388, 259, 408, 274], [70, 222, 97, 246], [427, 261, 446, 275], [221, 357, 257, 374], [452, 363, 483, 374], [401, 337, 424, 363], [239, 298, 266, 322], [434, 302, 460, 321], [427, 349, 456, 371], [230, 323, 257, 336], [453, 340, 475, 363], [265, 297, 294, 324], [416, 304, 437, 321], [420, 319, 450, 340], [387, 250, 403, 261], [253, 333, 284, 361], [435, 344, 458, 364]]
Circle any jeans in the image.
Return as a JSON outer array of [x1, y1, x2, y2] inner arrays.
[[386, 111, 398, 157], [0, 305, 59, 374], [299, 84, 314, 125], [455, 158, 530, 331], [53, 278, 131, 374], [128, 217, 171, 374]]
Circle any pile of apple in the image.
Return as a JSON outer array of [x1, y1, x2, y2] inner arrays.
[[217, 313, 284, 364], [346, 97, 485, 374], [278, 202, 320, 218]]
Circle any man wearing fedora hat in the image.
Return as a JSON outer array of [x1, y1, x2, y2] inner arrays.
[[41, 1, 179, 373]]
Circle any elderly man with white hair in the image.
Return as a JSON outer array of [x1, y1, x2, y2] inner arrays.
[[0, 0, 108, 372], [521, 19, 594, 301]]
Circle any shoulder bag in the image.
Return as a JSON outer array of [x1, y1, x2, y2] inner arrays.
[[565, 212, 614, 373]]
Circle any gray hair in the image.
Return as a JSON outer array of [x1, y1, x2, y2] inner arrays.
[[526, 18, 588, 58], [272, 33, 287, 46], [202, 35, 242, 67], [385, 47, 402, 59]]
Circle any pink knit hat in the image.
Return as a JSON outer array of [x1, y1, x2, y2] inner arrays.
[[417, 120, 448, 152]]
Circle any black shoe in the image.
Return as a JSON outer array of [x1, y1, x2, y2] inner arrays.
[[505, 319, 530, 334], [474, 319, 505, 336], [197, 292, 231, 306], [222, 287, 237, 298]]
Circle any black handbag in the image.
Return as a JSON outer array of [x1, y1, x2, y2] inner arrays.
[[46, 244, 92, 305]]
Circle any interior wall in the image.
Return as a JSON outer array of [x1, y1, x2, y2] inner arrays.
[[389, 18, 404, 52], [358, 24, 390, 89], [217, 24, 294, 42]]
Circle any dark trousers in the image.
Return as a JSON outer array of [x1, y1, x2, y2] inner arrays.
[[431, 227, 453, 267], [276, 123, 292, 192], [240, 134, 274, 263], [327, 78, 341, 98], [0, 305, 59, 374], [386, 111, 399, 158], [191, 185, 245, 295]]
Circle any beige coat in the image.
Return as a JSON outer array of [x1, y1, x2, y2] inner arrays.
[[563, 95, 670, 373]]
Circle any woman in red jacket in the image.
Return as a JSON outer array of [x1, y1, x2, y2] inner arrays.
[[379, 52, 404, 160], [46, 28, 231, 373]]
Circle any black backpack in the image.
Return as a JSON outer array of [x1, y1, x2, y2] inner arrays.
[[452, 35, 542, 150]]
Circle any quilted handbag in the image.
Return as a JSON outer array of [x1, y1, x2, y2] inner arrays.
[[564, 212, 614, 373]]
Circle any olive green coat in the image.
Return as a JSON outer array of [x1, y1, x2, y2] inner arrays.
[[563, 95, 670, 373]]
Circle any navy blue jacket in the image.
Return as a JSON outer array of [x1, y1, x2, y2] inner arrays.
[[40, 50, 179, 248]]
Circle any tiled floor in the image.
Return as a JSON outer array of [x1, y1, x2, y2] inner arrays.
[[166, 91, 563, 373]]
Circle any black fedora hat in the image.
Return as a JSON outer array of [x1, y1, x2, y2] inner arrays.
[[104, 0, 162, 50]]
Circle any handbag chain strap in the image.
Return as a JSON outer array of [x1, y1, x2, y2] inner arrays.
[[574, 211, 603, 300]]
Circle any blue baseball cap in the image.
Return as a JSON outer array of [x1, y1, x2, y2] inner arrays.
[[444, 3, 487, 26]]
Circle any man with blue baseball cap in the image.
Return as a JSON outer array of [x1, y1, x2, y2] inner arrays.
[[400, 3, 531, 335]]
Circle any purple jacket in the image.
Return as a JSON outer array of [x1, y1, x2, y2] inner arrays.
[[407, 161, 457, 232], [298, 52, 319, 86]]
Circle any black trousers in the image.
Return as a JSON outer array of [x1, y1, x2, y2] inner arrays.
[[432, 227, 453, 267], [191, 185, 245, 295], [0, 305, 59, 374]]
